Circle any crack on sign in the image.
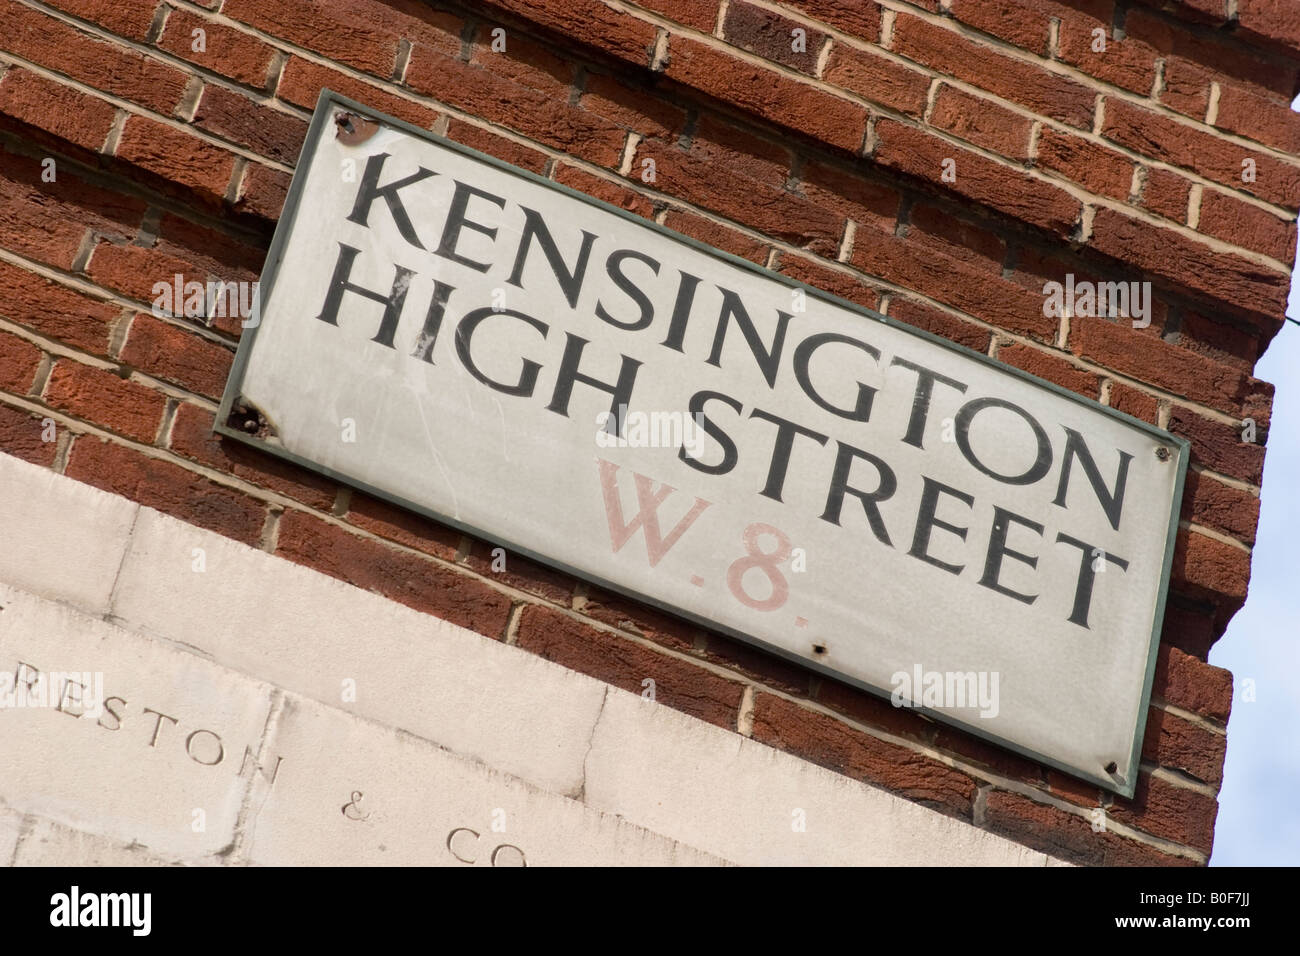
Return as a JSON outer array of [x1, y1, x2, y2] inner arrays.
[[334, 110, 379, 145], [227, 397, 281, 443]]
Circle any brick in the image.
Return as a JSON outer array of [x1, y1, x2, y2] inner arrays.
[[1102, 99, 1300, 209], [892, 13, 1096, 129], [907, 204, 1006, 270], [821, 43, 931, 117], [661, 209, 769, 264], [0, 330, 43, 394], [1167, 405, 1265, 484], [554, 164, 655, 218], [579, 73, 688, 142], [405, 47, 626, 168], [66, 436, 267, 544], [633, 0, 717, 31], [0, 1, 189, 114], [780, 0, 880, 42], [1171, 528, 1250, 605], [1087, 208, 1289, 324], [1214, 82, 1300, 155], [222, 0, 400, 76], [777, 254, 880, 311], [945, 0, 1051, 55], [1153, 643, 1233, 723], [44, 361, 166, 443], [580, 586, 699, 653], [932, 724, 1045, 785], [813, 677, 937, 742], [277, 57, 437, 130], [41, 0, 159, 40], [1237, 0, 1300, 50], [1141, 707, 1226, 785], [983, 789, 1197, 865], [0, 68, 117, 153], [193, 85, 308, 165], [635, 137, 842, 254], [1056, 12, 1157, 95], [233, 163, 291, 222], [0, 261, 121, 356], [0, 148, 146, 270], [515, 603, 746, 729], [997, 342, 1100, 398], [462, 538, 574, 604], [1108, 772, 1218, 853], [85, 240, 202, 307], [751, 692, 977, 818], [887, 296, 991, 353], [1160, 57, 1214, 118], [154, 214, 266, 288], [156, 8, 279, 88], [1177, 309, 1266, 373], [1137, 167, 1191, 222], [276, 509, 513, 635], [851, 222, 1057, 341], [1034, 127, 1134, 200], [0, 402, 58, 466], [467, 31, 571, 92], [1126, 8, 1285, 99], [691, 115, 792, 186], [723, 0, 827, 75], [930, 85, 1033, 159], [697, 629, 813, 697], [800, 161, 899, 232], [873, 120, 1082, 237], [1182, 467, 1259, 545], [1046, 769, 1103, 808], [663, 35, 868, 152], [168, 402, 336, 511], [471, 0, 657, 67], [444, 118, 549, 173], [1107, 381, 1159, 423], [343, 490, 461, 560], [1071, 314, 1250, 414], [1197, 190, 1296, 265], [114, 115, 237, 204], [1161, 596, 1218, 660], [118, 313, 233, 399]]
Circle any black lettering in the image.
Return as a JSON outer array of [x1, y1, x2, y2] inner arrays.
[[436, 180, 506, 272], [507, 206, 597, 307], [794, 332, 880, 422], [749, 408, 828, 502], [706, 288, 792, 388], [891, 357, 968, 448], [1055, 532, 1130, 628], [315, 242, 413, 349], [546, 333, 641, 435], [820, 442, 897, 546], [908, 476, 974, 576], [346, 152, 436, 250], [454, 307, 549, 397], [679, 390, 743, 476], [595, 249, 660, 331], [955, 396, 1053, 485], [1052, 427, 1133, 531], [978, 507, 1043, 604]]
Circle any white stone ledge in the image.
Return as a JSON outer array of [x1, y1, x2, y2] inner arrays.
[[0, 450, 1066, 866]]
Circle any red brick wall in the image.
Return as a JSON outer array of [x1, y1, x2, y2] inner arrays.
[[2, 0, 1295, 865]]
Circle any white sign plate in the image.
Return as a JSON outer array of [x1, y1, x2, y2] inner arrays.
[[220, 92, 1188, 796]]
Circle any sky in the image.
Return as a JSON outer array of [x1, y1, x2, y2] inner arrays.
[[1206, 139, 1300, 864]]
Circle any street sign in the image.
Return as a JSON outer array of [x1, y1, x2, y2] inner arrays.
[[219, 91, 1188, 797]]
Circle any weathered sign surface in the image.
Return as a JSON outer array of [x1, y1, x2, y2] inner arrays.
[[218, 91, 1189, 796]]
